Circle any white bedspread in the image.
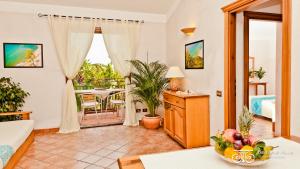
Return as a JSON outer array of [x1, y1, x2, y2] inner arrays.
[[0, 120, 34, 168], [140, 137, 300, 169]]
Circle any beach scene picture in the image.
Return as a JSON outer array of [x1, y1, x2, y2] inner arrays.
[[185, 40, 204, 69], [4, 43, 43, 68]]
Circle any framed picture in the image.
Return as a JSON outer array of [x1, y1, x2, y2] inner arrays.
[[185, 40, 204, 69], [3, 43, 43, 68]]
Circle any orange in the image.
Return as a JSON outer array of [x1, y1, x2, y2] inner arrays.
[[224, 147, 238, 159], [241, 145, 254, 151], [241, 145, 254, 161]]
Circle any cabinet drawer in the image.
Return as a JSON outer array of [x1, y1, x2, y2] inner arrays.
[[163, 93, 185, 108]]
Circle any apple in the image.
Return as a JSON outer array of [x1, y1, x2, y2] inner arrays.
[[242, 138, 250, 145], [222, 129, 237, 143]]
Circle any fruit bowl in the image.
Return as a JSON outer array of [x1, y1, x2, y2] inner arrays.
[[216, 152, 269, 167], [211, 129, 274, 166]]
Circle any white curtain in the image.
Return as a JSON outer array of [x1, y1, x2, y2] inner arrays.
[[48, 16, 96, 133], [100, 20, 141, 126]]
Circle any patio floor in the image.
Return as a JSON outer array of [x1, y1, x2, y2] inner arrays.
[[79, 111, 125, 128]]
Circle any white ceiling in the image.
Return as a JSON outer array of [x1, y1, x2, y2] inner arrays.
[[2, 0, 178, 14]]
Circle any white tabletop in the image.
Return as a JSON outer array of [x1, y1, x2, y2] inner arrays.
[[140, 137, 300, 169], [75, 88, 125, 99]]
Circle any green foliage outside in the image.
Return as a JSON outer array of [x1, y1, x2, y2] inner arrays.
[[73, 60, 124, 89], [73, 60, 125, 111], [0, 77, 30, 121]]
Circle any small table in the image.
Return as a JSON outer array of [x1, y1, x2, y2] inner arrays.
[[249, 81, 267, 95], [75, 88, 125, 99], [118, 137, 300, 169]]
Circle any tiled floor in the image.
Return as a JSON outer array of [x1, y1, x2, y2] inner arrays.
[[80, 112, 124, 128], [16, 125, 182, 169], [251, 117, 274, 139]]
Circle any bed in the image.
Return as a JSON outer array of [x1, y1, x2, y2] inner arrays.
[[0, 112, 34, 169], [249, 95, 276, 122]]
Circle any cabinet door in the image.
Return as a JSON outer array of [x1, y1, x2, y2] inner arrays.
[[164, 102, 174, 135], [173, 106, 186, 144]]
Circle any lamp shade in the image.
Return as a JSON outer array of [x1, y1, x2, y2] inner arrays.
[[165, 66, 184, 78]]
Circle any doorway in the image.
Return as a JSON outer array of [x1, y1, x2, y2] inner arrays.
[[74, 30, 126, 128], [244, 12, 282, 139], [222, 0, 291, 137]]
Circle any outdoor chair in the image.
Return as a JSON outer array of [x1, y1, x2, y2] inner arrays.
[[80, 94, 101, 121]]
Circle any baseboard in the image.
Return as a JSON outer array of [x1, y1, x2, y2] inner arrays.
[[34, 128, 59, 135], [288, 135, 300, 143]]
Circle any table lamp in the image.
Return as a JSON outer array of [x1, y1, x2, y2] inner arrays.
[[165, 66, 184, 91]]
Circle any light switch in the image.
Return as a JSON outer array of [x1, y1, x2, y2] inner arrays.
[[216, 90, 222, 97]]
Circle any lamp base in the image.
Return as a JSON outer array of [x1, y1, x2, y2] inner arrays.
[[169, 78, 181, 91]]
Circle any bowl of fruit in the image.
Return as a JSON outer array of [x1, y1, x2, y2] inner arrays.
[[211, 107, 276, 166], [211, 129, 275, 166]]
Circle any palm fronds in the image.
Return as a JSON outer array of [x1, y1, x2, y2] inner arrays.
[[129, 60, 169, 117]]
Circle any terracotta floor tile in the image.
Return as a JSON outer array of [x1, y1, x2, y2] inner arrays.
[[94, 157, 115, 168], [107, 162, 120, 169], [43, 155, 71, 164], [94, 148, 114, 157], [106, 144, 124, 151], [16, 125, 185, 169], [106, 151, 126, 160], [85, 165, 105, 169], [18, 158, 50, 169], [80, 154, 103, 164], [61, 150, 89, 160], [67, 161, 90, 169]]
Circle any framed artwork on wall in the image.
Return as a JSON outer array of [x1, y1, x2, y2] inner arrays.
[[185, 40, 204, 69], [3, 43, 43, 68]]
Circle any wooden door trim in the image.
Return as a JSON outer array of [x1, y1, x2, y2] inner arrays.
[[222, 0, 272, 13], [281, 0, 291, 137], [222, 0, 291, 137], [243, 11, 282, 108], [224, 12, 237, 129]]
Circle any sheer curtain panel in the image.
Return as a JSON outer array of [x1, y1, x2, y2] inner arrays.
[[48, 16, 96, 133], [101, 20, 141, 126]]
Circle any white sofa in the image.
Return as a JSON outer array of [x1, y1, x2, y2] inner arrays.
[[0, 120, 34, 169]]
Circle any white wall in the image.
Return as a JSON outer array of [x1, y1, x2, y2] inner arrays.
[[0, 10, 167, 129], [249, 20, 277, 95], [235, 12, 244, 123], [0, 12, 65, 129], [137, 23, 167, 63], [291, 0, 300, 137], [166, 0, 235, 135]]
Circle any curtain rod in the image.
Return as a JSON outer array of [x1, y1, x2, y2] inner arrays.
[[37, 13, 144, 23]]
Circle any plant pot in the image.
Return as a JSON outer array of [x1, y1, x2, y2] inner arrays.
[[142, 115, 161, 129]]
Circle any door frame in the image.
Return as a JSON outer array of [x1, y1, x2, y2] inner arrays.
[[243, 11, 282, 107], [222, 0, 291, 137]]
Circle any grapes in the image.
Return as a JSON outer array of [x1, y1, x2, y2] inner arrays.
[[242, 138, 250, 145], [233, 133, 243, 140], [234, 140, 243, 150]]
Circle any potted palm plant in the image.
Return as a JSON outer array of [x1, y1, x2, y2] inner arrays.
[[130, 60, 168, 129]]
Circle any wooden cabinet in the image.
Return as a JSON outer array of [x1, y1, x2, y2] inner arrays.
[[163, 91, 210, 148], [173, 106, 185, 144], [164, 103, 174, 135]]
